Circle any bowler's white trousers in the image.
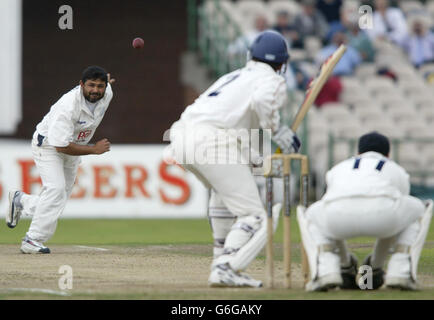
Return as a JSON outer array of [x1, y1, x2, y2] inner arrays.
[[20, 134, 80, 242]]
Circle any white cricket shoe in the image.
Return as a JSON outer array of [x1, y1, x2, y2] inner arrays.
[[208, 264, 262, 288], [306, 273, 343, 292], [20, 236, 51, 254], [385, 277, 418, 291], [6, 190, 23, 228]]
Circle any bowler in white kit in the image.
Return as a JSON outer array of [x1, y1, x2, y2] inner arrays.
[[165, 30, 301, 287], [298, 132, 432, 291], [6, 66, 115, 254]]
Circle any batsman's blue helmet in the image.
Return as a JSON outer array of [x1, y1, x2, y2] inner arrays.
[[249, 30, 290, 65]]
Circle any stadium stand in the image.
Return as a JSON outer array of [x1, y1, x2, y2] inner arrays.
[[191, 0, 434, 198]]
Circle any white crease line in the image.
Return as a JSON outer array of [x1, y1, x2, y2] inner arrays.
[[75, 245, 109, 251], [4, 288, 71, 296]]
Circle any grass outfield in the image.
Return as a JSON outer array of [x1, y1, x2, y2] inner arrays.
[[0, 217, 433, 300]]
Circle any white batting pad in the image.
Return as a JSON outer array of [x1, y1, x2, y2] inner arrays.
[[216, 203, 281, 271], [296, 205, 319, 282], [410, 199, 433, 281]]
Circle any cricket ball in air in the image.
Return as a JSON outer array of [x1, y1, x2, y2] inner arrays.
[[132, 37, 144, 49]]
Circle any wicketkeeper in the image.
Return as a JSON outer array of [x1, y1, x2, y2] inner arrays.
[[298, 131, 432, 291]]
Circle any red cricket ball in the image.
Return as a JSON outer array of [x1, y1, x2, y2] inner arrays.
[[132, 37, 144, 49]]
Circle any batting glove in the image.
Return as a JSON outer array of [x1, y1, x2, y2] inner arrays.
[[272, 125, 301, 154]]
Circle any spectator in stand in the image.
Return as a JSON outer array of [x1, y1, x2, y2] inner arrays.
[[324, 4, 375, 62], [346, 13, 376, 62], [314, 31, 361, 107], [316, 0, 342, 24], [293, 0, 330, 47], [272, 10, 302, 49], [402, 16, 434, 68], [366, 0, 408, 46], [317, 31, 362, 76], [227, 14, 268, 57]]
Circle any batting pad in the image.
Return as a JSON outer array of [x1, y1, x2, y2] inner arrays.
[[410, 199, 433, 281], [296, 205, 319, 282], [216, 203, 281, 271]]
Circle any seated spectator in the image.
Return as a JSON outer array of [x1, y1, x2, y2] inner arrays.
[[402, 16, 434, 68], [366, 0, 408, 46], [316, 31, 362, 76], [314, 30, 361, 107], [346, 13, 376, 62], [325, 2, 358, 42], [294, 0, 329, 47], [227, 14, 268, 57], [272, 10, 301, 48], [313, 75, 343, 107], [316, 0, 342, 24]]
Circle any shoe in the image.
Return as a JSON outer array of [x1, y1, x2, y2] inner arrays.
[[20, 236, 51, 254], [6, 191, 23, 228], [208, 263, 262, 288], [306, 273, 343, 292], [361, 254, 384, 290], [340, 254, 359, 289], [385, 277, 418, 291]]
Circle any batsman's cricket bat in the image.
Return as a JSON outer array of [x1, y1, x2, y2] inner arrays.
[[276, 44, 347, 153]]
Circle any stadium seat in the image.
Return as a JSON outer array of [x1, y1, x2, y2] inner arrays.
[[363, 75, 396, 94], [363, 121, 406, 139], [340, 91, 371, 106], [352, 101, 383, 113], [340, 77, 363, 98], [406, 125, 434, 139], [355, 63, 377, 80], [382, 100, 416, 113], [354, 106, 384, 121], [320, 104, 353, 123], [398, 81, 430, 97], [394, 115, 427, 137], [418, 100, 434, 118], [331, 121, 365, 139], [374, 94, 408, 108]]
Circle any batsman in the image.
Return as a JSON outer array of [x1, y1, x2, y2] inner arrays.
[[165, 30, 301, 287]]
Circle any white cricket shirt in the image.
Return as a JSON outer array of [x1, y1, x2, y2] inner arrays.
[[35, 83, 113, 147], [322, 151, 410, 202], [179, 60, 288, 133]]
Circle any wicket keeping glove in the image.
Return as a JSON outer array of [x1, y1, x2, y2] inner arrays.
[[272, 125, 301, 154]]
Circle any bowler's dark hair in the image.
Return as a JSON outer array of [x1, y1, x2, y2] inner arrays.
[[358, 131, 390, 156], [81, 66, 108, 84]]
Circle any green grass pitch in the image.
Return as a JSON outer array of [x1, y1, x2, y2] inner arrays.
[[0, 217, 433, 300]]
